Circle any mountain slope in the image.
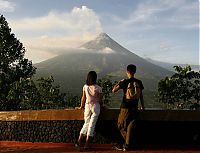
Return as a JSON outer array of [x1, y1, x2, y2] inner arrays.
[[146, 58, 200, 71], [80, 33, 131, 55]]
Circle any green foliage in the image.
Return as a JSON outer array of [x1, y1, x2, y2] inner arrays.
[[65, 94, 81, 108], [6, 77, 37, 110], [97, 77, 114, 106], [7, 76, 67, 110], [0, 15, 36, 110], [36, 76, 65, 107], [158, 65, 200, 110]]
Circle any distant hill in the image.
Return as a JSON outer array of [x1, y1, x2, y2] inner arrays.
[[34, 33, 172, 108], [146, 58, 200, 72]]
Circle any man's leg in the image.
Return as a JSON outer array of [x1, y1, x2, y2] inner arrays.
[[123, 120, 135, 151], [120, 128, 127, 142], [113, 108, 128, 151], [124, 120, 135, 150], [118, 108, 128, 143]]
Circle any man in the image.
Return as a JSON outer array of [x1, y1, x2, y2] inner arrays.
[[112, 64, 144, 151]]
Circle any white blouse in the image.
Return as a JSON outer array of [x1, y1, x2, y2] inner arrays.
[[83, 84, 102, 104]]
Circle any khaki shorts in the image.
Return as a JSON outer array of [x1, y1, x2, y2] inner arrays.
[[118, 108, 138, 131]]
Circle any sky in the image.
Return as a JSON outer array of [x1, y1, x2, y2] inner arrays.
[[0, 0, 199, 65]]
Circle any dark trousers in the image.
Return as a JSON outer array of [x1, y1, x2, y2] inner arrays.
[[118, 108, 137, 146]]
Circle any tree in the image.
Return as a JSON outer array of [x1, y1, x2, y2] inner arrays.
[[64, 93, 81, 108], [97, 77, 114, 106], [158, 65, 200, 110], [0, 15, 36, 110], [7, 76, 67, 110], [7, 77, 38, 110]]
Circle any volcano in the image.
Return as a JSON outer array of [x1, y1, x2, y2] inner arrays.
[[35, 33, 172, 107]]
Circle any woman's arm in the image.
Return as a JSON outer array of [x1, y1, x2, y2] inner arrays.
[[77, 90, 86, 109]]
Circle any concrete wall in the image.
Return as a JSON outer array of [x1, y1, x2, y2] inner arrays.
[[0, 109, 200, 145]]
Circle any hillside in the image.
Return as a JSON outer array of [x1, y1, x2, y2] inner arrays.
[[146, 58, 200, 72]]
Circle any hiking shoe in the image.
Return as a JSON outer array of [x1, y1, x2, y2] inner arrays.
[[74, 143, 81, 151], [84, 144, 91, 150], [122, 144, 131, 151], [112, 145, 123, 151]]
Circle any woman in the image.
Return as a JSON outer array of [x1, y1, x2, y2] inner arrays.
[[75, 71, 102, 150]]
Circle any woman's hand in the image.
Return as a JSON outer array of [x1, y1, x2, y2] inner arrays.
[[75, 106, 83, 110]]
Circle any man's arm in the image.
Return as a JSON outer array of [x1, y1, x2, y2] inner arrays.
[[112, 80, 122, 93], [140, 91, 145, 110], [99, 93, 103, 106]]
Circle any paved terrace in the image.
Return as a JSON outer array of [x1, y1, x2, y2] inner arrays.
[[1, 141, 200, 153]]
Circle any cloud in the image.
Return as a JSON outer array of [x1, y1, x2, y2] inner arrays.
[[10, 6, 102, 33], [0, 0, 15, 12], [107, 0, 199, 31], [8, 6, 103, 63]]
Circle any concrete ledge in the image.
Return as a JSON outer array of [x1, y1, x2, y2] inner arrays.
[[0, 109, 84, 121], [138, 110, 200, 121], [0, 109, 200, 121]]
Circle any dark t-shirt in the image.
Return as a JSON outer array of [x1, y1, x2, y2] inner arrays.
[[119, 77, 144, 109]]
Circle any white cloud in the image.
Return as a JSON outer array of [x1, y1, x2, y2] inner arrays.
[[8, 6, 103, 63], [101, 47, 115, 54], [10, 6, 102, 33], [107, 0, 198, 31], [0, 0, 15, 12]]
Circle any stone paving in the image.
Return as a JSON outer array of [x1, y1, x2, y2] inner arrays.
[[0, 142, 200, 153]]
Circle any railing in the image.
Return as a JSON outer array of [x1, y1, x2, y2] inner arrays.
[[0, 108, 200, 121]]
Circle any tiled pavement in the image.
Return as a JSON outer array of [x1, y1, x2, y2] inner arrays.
[[0, 142, 200, 153]]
